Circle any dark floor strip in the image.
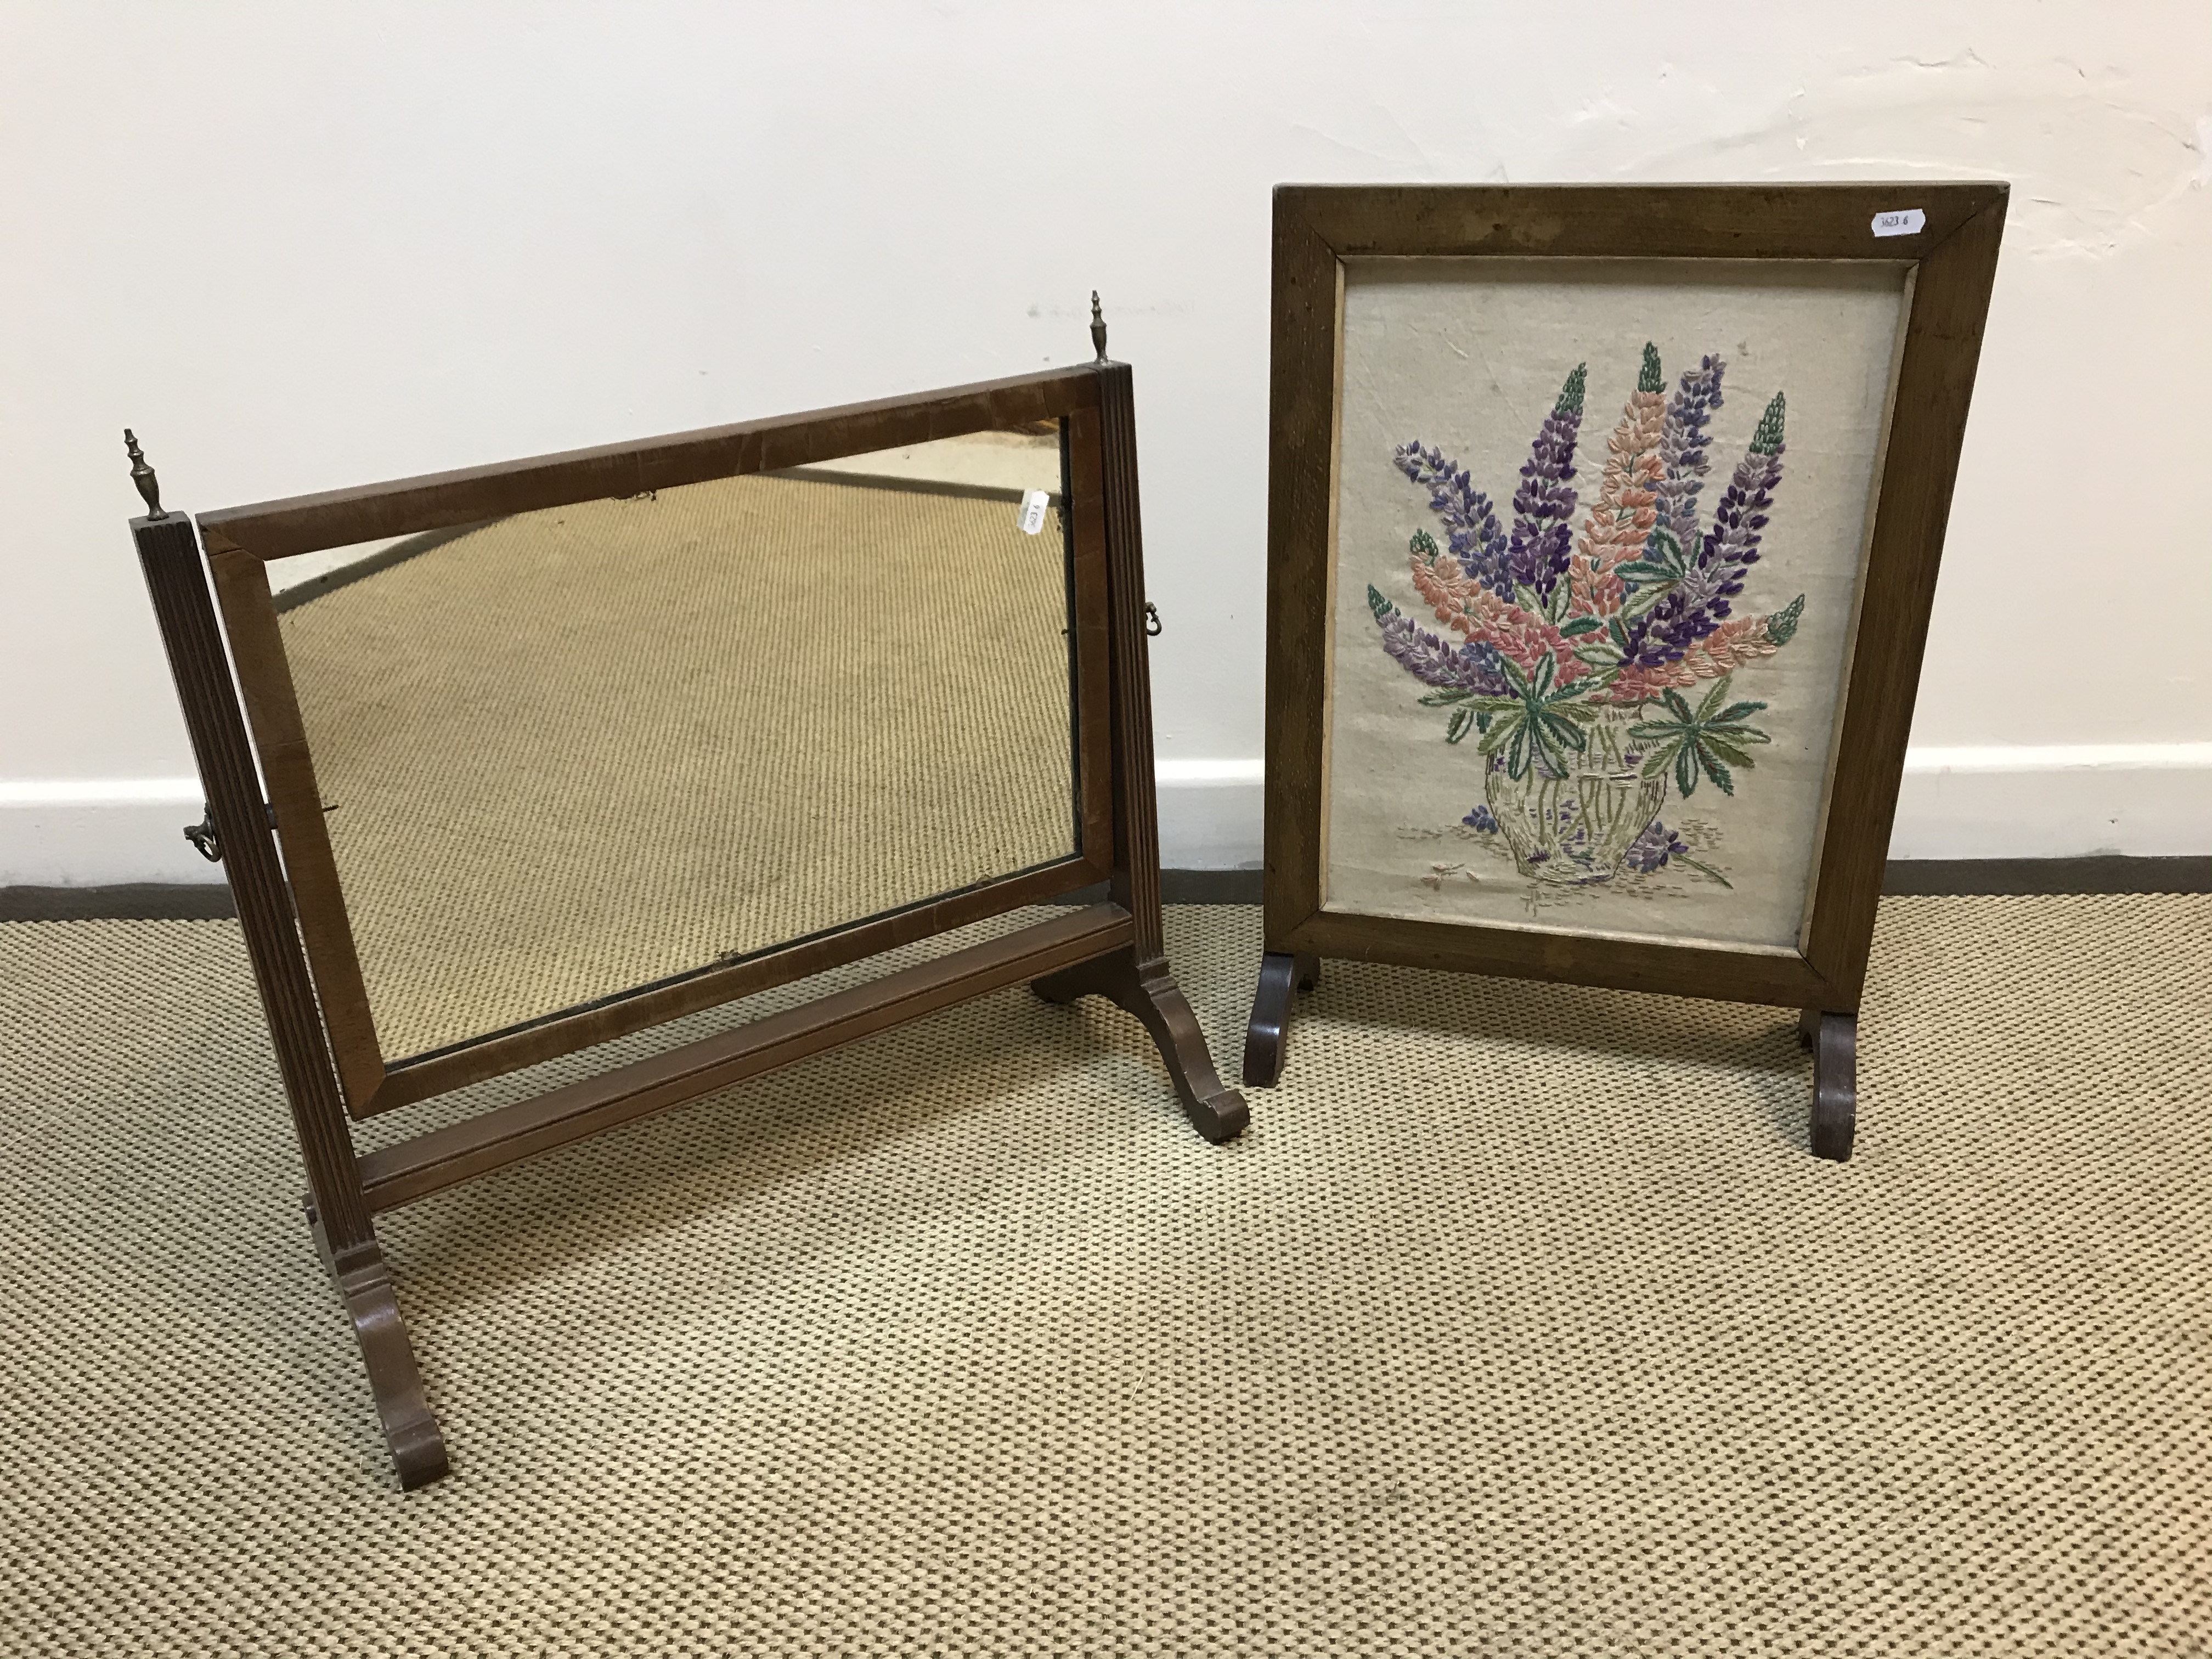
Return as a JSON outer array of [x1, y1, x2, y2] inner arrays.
[[1880, 856, 2210, 896], [1, 883, 241, 921], [5, 857, 2207, 924]]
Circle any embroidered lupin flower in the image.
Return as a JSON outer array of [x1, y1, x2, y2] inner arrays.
[[1621, 817, 1734, 887], [1650, 355, 1725, 557], [1623, 819, 1688, 873], [1394, 442, 1510, 599], [1400, 533, 1593, 691], [1450, 587, 1593, 688], [1368, 584, 1509, 693], [1406, 528, 1481, 624], [1608, 595, 1803, 702], [1567, 343, 1667, 619], [1622, 390, 1786, 669], [1505, 364, 1587, 601]]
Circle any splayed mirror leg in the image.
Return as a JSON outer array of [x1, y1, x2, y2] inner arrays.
[[307, 1201, 448, 1489], [1033, 949, 1248, 1143], [1798, 1008, 1857, 1163]]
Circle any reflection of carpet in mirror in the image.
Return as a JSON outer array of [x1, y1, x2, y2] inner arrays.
[[278, 471, 1077, 1062]]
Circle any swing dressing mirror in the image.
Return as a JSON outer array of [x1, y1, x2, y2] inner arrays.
[[262, 425, 1085, 1074], [138, 352, 1246, 1487]]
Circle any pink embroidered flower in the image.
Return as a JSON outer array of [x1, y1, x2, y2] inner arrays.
[[1568, 364, 1667, 621], [1604, 607, 1795, 702], [1458, 589, 1593, 689], [1406, 545, 1587, 685]]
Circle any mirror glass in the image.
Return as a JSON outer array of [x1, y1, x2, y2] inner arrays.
[[270, 422, 1080, 1063]]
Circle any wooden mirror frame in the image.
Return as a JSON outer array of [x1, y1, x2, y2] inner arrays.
[[206, 374, 1119, 1118], [129, 351, 1246, 1489], [1243, 182, 2008, 1163]]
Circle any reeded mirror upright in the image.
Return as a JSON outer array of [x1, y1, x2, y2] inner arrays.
[[129, 328, 1244, 1488]]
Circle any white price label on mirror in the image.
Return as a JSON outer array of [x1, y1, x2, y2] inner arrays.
[[1018, 489, 1051, 535], [1871, 208, 1926, 238]]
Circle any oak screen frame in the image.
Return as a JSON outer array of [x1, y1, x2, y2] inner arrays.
[[200, 366, 1118, 1119], [1259, 182, 2007, 1015]]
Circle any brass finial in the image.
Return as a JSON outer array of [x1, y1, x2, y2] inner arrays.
[[124, 428, 167, 521], [1090, 291, 1108, 363]]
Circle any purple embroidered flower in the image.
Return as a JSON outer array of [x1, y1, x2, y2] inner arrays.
[[1504, 364, 1587, 601], [1648, 355, 1724, 557], [1623, 818, 1690, 874], [1368, 586, 1509, 693], [1462, 804, 1499, 833], [1623, 391, 1786, 668], [1395, 441, 1510, 598]]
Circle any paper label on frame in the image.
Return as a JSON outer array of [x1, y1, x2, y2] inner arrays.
[[1018, 489, 1051, 534], [1871, 208, 1926, 238]]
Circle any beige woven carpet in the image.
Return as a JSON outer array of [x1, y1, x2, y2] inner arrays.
[[2, 896, 2208, 1654], [278, 469, 1076, 1061]]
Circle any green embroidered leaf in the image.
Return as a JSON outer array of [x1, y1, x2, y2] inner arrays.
[[1611, 560, 1678, 586], [1608, 617, 1633, 653], [1418, 689, 1477, 706], [1626, 669, 1770, 799], [1701, 735, 1763, 771], [1673, 854, 1734, 889], [1559, 617, 1602, 637], [1538, 712, 1588, 752], [1709, 725, 1770, 748], [1445, 707, 1475, 744], [1366, 584, 1393, 622], [1505, 726, 1531, 780]]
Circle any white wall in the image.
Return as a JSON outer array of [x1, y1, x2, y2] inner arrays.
[[3, 2, 2206, 881]]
